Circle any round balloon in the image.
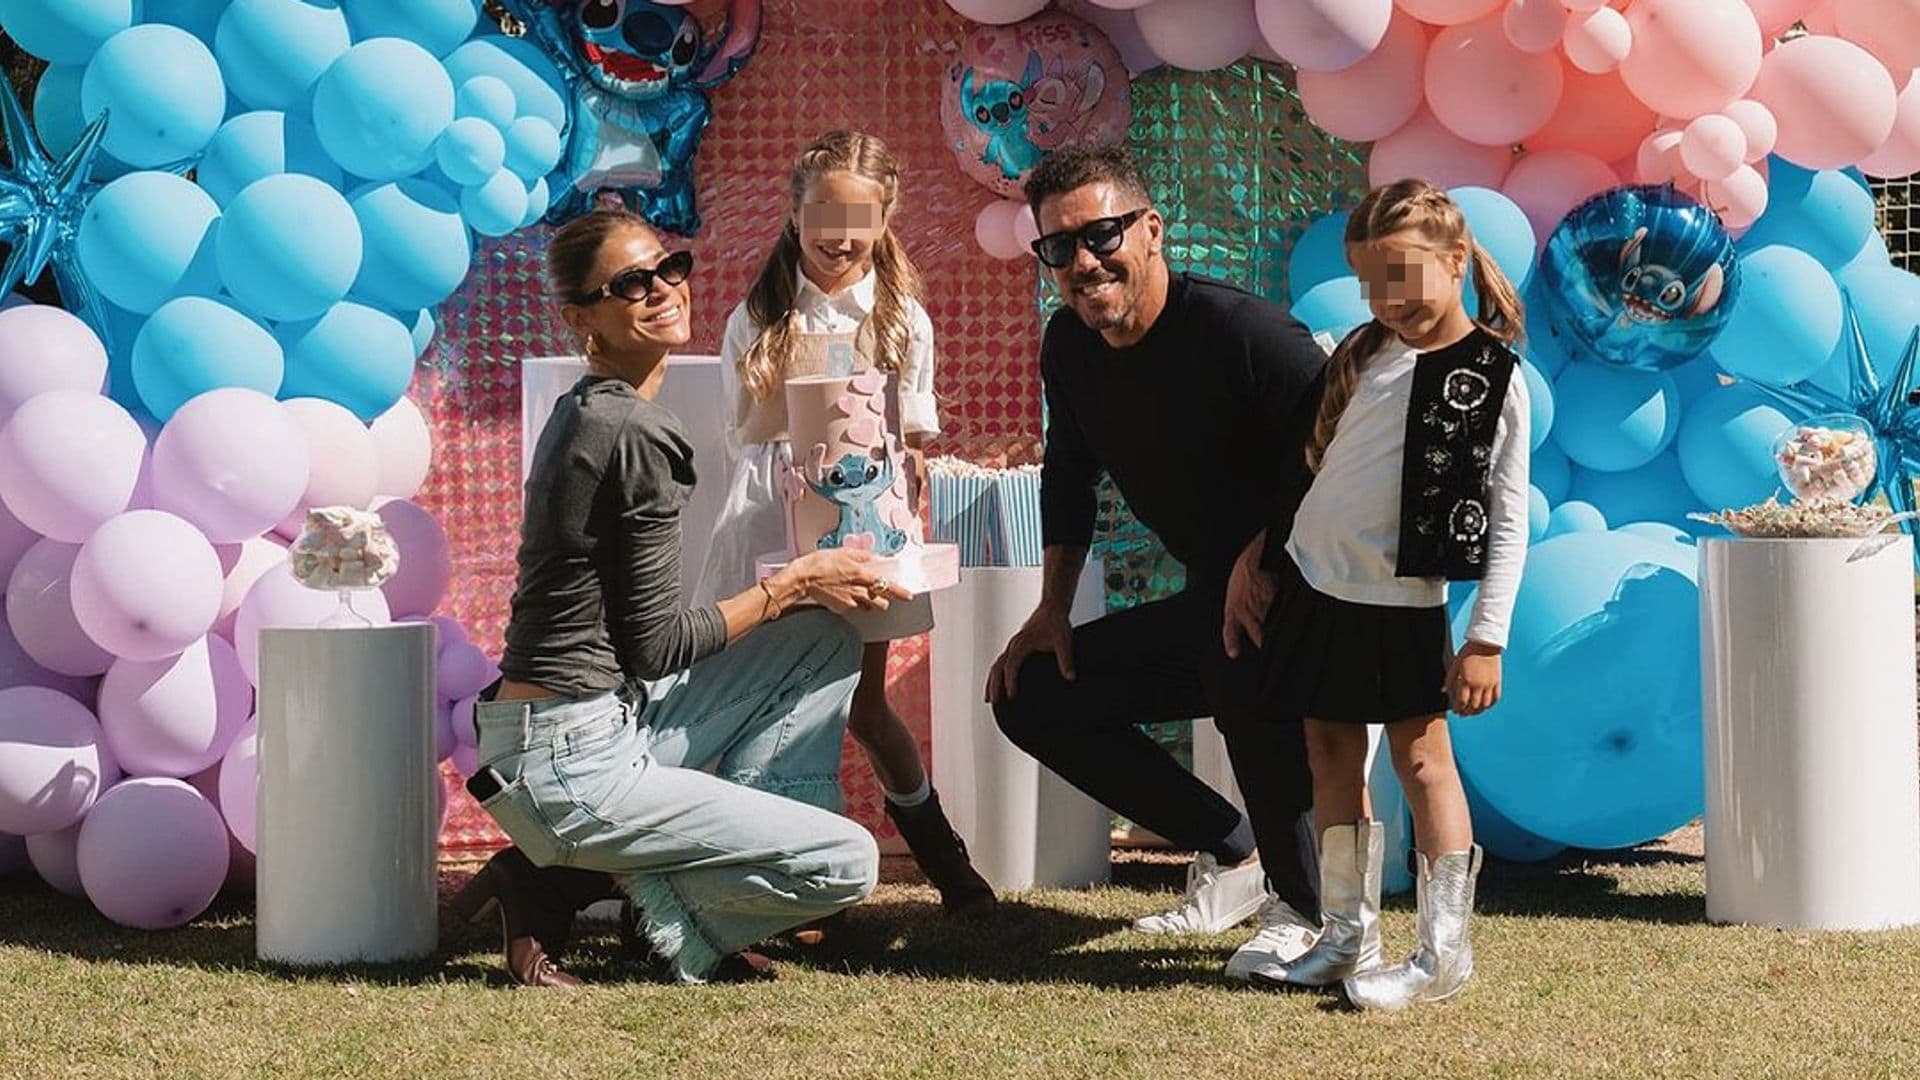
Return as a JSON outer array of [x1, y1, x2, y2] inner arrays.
[[274, 398, 380, 538], [1549, 499, 1613, 537], [80, 24, 226, 167], [1568, 449, 1705, 528], [31, 63, 88, 157], [218, 174, 364, 322], [0, 0, 135, 65], [0, 389, 145, 543], [0, 304, 110, 423], [217, 715, 258, 853], [77, 776, 229, 928], [196, 111, 344, 208], [0, 685, 118, 835], [213, 535, 286, 640], [151, 388, 311, 543], [340, 0, 480, 58], [443, 36, 570, 131], [77, 171, 222, 315], [374, 499, 451, 619], [274, 302, 416, 421], [941, 11, 1131, 199], [5, 540, 115, 677], [132, 296, 285, 421], [369, 396, 434, 500], [1536, 185, 1740, 372], [435, 116, 507, 187], [97, 634, 251, 778], [71, 509, 224, 662], [232, 562, 391, 684], [1709, 244, 1841, 386], [350, 179, 473, 311], [1677, 382, 1798, 509], [1286, 210, 1353, 304], [1551, 363, 1681, 472], [25, 824, 82, 895], [312, 38, 456, 182], [214, 0, 353, 112]]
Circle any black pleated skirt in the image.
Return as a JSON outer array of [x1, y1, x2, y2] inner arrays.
[[1259, 555, 1451, 725]]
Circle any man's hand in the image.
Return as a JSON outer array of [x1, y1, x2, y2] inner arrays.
[[986, 603, 1075, 703], [1445, 641, 1503, 716], [1223, 533, 1277, 659]]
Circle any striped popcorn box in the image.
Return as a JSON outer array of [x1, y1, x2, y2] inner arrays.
[[928, 464, 996, 567], [991, 468, 1043, 567]]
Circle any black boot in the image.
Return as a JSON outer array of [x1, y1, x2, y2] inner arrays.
[[886, 788, 996, 917]]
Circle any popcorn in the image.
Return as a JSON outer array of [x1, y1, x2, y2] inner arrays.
[[1689, 496, 1897, 539], [1773, 421, 1876, 503], [290, 507, 400, 590]]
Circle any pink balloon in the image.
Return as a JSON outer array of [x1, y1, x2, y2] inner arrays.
[[1562, 7, 1631, 74], [1525, 69, 1658, 162], [438, 639, 498, 701], [1860, 73, 1920, 178], [946, 0, 1048, 23], [0, 498, 41, 601], [974, 200, 1023, 260], [1136, 0, 1262, 71], [1253, 0, 1392, 72], [1503, 0, 1568, 53], [1799, 3, 1840, 32], [1395, 0, 1502, 24], [26, 824, 83, 896], [1722, 99, 1778, 162], [97, 635, 251, 778], [374, 498, 451, 619], [185, 759, 256, 895], [77, 777, 229, 929], [72, 510, 223, 662], [1426, 15, 1564, 146], [273, 398, 378, 539], [0, 613, 97, 701], [1298, 9, 1427, 141], [1065, 1, 1162, 75], [1562, 0, 1608, 10], [213, 536, 287, 640], [452, 693, 478, 750], [0, 390, 146, 543], [1835, 0, 1920, 73], [1700, 163, 1770, 229], [1620, 0, 1762, 119], [0, 306, 109, 425], [1501, 150, 1620, 244], [217, 716, 257, 853], [1087, 0, 1155, 7], [1636, 128, 1688, 184], [1680, 114, 1749, 181], [6, 539, 114, 677], [1370, 107, 1517, 189], [369, 396, 432, 500], [232, 562, 392, 685], [1746, 0, 1829, 33], [152, 388, 310, 544], [1012, 202, 1040, 249], [0, 685, 119, 835], [1752, 35, 1899, 169]]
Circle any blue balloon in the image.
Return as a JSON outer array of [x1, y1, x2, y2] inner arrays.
[[1810, 261, 1920, 398], [1527, 485, 1549, 542], [521, 176, 551, 229], [1710, 245, 1841, 387], [1286, 210, 1350, 304], [81, 24, 227, 166], [144, 0, 229, 41], [1667, 354, 1723, 406], [1617, 522, 1693, 547], [99, 300, 150, 414], [312, 38, 455, 181], [1551, 363, 1681, 472], [1520, 359, 1552, 451], [218, 173, 363, 322], [30, 64, 87, 158], [1531, 440, 1572, 503], [1451, 530, 1702, 849], [455, 75, 518, 131], [502, 116, 562, 183], [196, 111, 344, 207], [77, 171, 221, 314], [1568, 449, 1704, 529], [350, 179, 472, 310], [275, 301, 415, 420], [132, 296, 284, 421], [340, 0, 480, 58], [0, 0, 134, 64], [1292, 276, 1370, 334], [214, 0, 352, 112], [1737, 159, 1876, 270], [1545, 500, 1608, 537], [1836, 229, 1890, 280], [1519, 277, 1588, 379], [435, 117, 507, 187], [406, 309, 437, 358], [461, 168, 529, 238], [443, 35, 569, 131], [1459, 767, 1564, 863], [1537, 185, 1739, 372], [1676, 383, 1799, 509], [1449, 186, 1535, 294]]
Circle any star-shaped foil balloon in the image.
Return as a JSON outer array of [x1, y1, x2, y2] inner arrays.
[[0, 71, 113, 349], [1749, 291, 1920, 564]]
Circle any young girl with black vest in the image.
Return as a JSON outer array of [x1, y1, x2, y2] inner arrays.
[[1250, 178, 1530, 1010]]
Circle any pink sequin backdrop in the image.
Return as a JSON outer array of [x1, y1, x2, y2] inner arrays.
[[421, 0, 1044, 854]]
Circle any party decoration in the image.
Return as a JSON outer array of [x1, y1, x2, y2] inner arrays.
[[340, 0, 484, 57], [941, 10, 1131, 200], [195, 111, 344, 208], [1772, 415, 1877, 504], [214, 0, 354, 112], [374, 498, 453, 618], [1499, 150, 1618, 248], [232, 561, 390, 684], [1536, 185, 1740, 372], [276, 398, 380, 537], [1252, 0, 1392, 73], [1551, 364, 1681, 473], [1425, 14, 1564, 148], [501, 0, 762, 233], [311, 38, 457, 182], [274, 301, 416, 421], [0, 684, 118, 835], [348, 179, 473, 312], [150, 388, 310, 544], [0, 0, 137, 65], [369, 397, 434, 500], [1135, 0, 1261, 72], [5, 540, 115, 677], [25, 825, 83, 895], [96, 634, 251, 778], [1708, 244, 1842, 387], [1561, 6, 1631, 75], [1860, 73, 1920, 180], [0, 389, 146, 543], [1286, 209, 1352, 304], [436, 116, 508, 187], [1618, 0, 1762, 121], [1677, 382, 1800, 510], [0, 305, 109, 422], [131, 296, 286, 421], [218, 716, 258, 853], [1369, 107, 1514, 191], [76, 776, 229, 928], [1568, 449, 1704, 529], [1833, 0, 1920, 78], [76, 171, 221, 315], [1295, 9, 1425, 143], [1751, 34, 1899, 170], [217, 174, 362, 322], [1525, 69, 1656, 165], [70, 509, 224, 661], [0, 72, 113, 360]]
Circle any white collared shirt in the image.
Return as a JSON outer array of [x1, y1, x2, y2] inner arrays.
[[719, 267, 940, 444]]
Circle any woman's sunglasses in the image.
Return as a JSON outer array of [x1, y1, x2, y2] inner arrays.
[[578, 250, 695, 304], [1029, 208, 1148, 269]]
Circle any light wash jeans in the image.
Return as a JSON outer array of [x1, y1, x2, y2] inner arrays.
[[472, 609, 879, 982]]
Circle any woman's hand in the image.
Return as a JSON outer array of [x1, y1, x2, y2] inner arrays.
[[1445, 641, 1503, 716], [785, 549, 912, 614]]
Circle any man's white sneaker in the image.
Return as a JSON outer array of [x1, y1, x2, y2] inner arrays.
[[1131, 853, 1266, 934], [1223, 895, 1320, 981]]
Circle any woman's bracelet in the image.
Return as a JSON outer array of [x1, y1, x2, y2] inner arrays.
[[757, 579, 783, 622]]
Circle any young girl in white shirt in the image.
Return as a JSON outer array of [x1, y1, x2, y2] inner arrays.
[[694, 131, 993, 917], [1251, 178, 1529, 1010]]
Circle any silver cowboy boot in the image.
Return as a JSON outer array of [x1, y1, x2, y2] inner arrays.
[[1344, 845, 1484, 1011], [1251, 820, 1384, 988]]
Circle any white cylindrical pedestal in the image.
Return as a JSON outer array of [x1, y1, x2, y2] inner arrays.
[[256, 624, 439, 963], [930, 562, 1111, 891], [1701, 535, 1920, 930]]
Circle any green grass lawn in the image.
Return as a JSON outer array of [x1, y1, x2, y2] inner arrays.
[[4, 829, 1920, 1079]]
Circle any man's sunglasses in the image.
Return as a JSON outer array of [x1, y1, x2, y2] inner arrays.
[[1029, 208, 1148, 269], [577, 250, 695, 304]]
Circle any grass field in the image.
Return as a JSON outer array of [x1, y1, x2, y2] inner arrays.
[[4, 827, 1919, 1079]]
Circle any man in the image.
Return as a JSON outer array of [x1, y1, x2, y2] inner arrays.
[[986, 143, 1328, 980]]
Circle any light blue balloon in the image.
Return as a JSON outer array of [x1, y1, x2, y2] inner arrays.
[[1550, 363, 1680, 473], [1710, 245, 1841, 387], [406, 309, 436, 357], [1667, 354, 1722, 406], [81, 24, 227, 166], [1835, 230, 1890, 280], [1292, 276, 1370, 334], [1520, 359, 1552, 451], [275, 301, 414, 420], [1526, 485, 1549, 542], [502, 116, 562, 183], [0, 0, 134, 65], [31, 65, 87, 158], [1676, 383, 1798, 510], [1568, 450, 1703, 529], [1532, 440, 1571, 503], [1737, 158, 1876, 270], [312, 38, 456, 181], [1545, 500, 1607, 537], [218, 173, 363, 322], [99, 300, 149, 414], [443, 36, 568, 130], [1452, 530, 1702, 849], [1449, 186, 1535, 293], [1814, 261, 1920, 396], [196, 110, 343, 207], [132, 296, 284, 421], [461, 169, 528, 238], [1459, 766, 1564, 863], [77, 171, 222, 314], [214, 0, 351, 112], [434, 117, 506, 187], [455, 75, 518, 130], [144, 0, 230, 42], [340, 0, 480, 58], [350, 179, 472, 310], [1618, 521, 1692, 547], [520, 176, 551, 229], [1285, 210, 1350, 305]]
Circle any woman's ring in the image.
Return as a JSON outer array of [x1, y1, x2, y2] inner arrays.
[[872, 578, 889, 594]]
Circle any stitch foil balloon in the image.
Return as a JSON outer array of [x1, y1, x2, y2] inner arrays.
[[1535, 185, 1741, 372], [941, 11, 1132, 199]]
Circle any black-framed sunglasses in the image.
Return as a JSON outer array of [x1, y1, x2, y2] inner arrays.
[[1029, 209, 1148, 269], [577, 250, 695, 304]]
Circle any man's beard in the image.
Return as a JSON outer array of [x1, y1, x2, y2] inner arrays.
[[1068, 270, 1129, 330]]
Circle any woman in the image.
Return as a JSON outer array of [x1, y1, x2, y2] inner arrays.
[[450, 208, 907, 987]]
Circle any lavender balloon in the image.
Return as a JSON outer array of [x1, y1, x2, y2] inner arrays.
[[217, 716, 258, 853], [78, 777, 229, 929], [0, 306, 110, 425], [0, 685, 121, 834], [6, 539, 115, 677], [152, 388, 310, 543], [212, 535, 286, 639], [0, 831, 25, 877], [0, 608, 100, 701], [71, 509, 224, 661], [0, 390, 146, 543], [368, 396, 432, 500], [375, 498, 450, 619], [98, 634, 252, 778], [231, 561, 391, 685], [274, 398, 378, 538], [26, 823, 84, 896]]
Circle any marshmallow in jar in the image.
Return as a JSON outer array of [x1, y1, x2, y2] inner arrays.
[[1773, 415, 1877, 503]]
